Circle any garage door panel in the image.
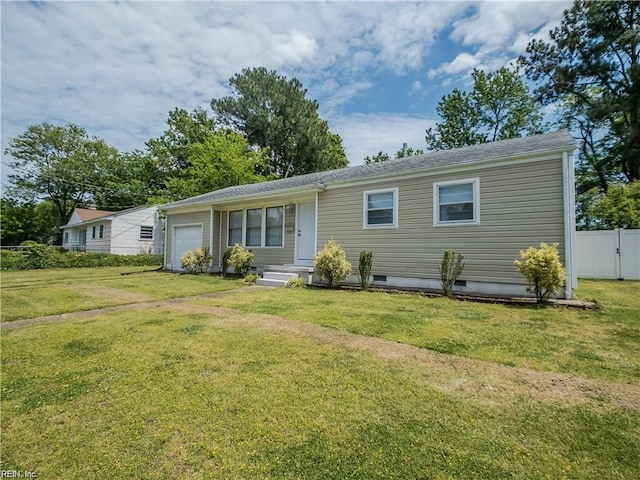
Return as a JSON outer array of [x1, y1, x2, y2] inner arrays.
[[173, 225, 203, 271]]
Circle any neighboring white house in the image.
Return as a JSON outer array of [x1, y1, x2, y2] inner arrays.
[[61, 206, 163, 255]]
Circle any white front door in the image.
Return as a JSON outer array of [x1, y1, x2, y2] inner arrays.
[[295, 201, 316, 265]]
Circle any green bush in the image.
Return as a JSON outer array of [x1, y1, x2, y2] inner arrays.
[[358, 251, 373, 291], [286, 277, 306, 289], [314, 239, 352, 288], [0, 250, 27, 270], [180, 247, 212, 274], [439, 250, 465, 297], [243, 273, 260, 284], [228, 244, 254, 277], [222, 247, 233, 277], [25, 244, 57, 269], [0, 249, 163, 270], [514, 242, 566, 303]]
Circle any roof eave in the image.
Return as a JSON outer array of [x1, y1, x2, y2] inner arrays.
[[161, 182, 326, 212]]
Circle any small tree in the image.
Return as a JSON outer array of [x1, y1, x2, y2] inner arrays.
[[228, 243, 254, 277], [180, 247, 212, 274], [514, 242, 566, 303], [314, 239, 352, 287], [358, 251, 373, 291], [439, 250, 465, 297], [221, 246, 233, 277]]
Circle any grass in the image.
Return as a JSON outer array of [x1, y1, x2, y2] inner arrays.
[[1, 270, 639, 478], [197, 279, 640, 382], [2, 307, 639, 479], [0, 267, 245, 322]]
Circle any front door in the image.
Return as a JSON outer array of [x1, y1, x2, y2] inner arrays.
[[295, 201, 316, 265]]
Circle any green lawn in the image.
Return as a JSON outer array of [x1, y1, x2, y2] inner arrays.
[[1, 270, 639, 479], [198, 279, 640, 382], [0, 267, 245, 322]]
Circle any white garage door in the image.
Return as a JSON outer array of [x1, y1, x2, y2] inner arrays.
[[173, 225, 203, 271]]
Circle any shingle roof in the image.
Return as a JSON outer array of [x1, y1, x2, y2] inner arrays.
[[163, 129, 575, 210], [75, 208, 114, 221]]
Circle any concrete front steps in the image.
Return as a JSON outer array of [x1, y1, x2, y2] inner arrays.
[[256, 265, 314, 288]]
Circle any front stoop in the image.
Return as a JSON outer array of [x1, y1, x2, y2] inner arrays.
[[256, 265, 314, 288]]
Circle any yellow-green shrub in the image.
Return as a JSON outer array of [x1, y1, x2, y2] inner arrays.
[[514, 242, 566, 303], [314, 239, 351, 287], [228, 243, 254, 277]]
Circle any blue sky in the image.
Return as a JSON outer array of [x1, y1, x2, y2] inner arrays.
[[1, 1, 570, 187]]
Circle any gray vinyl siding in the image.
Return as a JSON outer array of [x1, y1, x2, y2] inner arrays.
[[220, 204, 296, 267], [317, 157, 565, 286], [165, 210, 210, 266]]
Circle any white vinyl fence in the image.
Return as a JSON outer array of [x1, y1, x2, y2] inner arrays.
[[576, 229, 640, 280]]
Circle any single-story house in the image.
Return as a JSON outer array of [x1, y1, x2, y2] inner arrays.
[[162, 130, 577, 298], [61, 206, 164, 255]]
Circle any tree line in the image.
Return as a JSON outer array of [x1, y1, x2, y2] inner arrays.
[[2, 0, 638, 246]]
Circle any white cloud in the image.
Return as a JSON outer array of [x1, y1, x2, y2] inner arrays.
[[328, 113, 436, 166]]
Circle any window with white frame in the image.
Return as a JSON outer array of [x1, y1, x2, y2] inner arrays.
[[228, 210, 243, 246], [245, 208, 262, 246], [99, 224, 104, 239], [140, 225, 154, 240], [364, 188, 398, 228], [265, 206, 284, 246], [92, 226, 97, 240], [434, 178, 480, 225], [64, 232, 69, 244]]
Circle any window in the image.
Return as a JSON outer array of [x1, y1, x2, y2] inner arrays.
[[140, 225, 154, 240], [228, 210, 243, 246], [64, 232, 69, 244], [434, 178, 480, 225], [99, 224, 104, 239], [92, 226, 97, 240], [265, 206, 283, 246], [245, 208, 262, 246], [364, 188, 398, 228]]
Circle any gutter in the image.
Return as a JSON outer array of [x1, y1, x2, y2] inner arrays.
[[162, 183, 326, 212]]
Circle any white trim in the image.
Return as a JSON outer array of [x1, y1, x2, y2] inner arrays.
[[363, 187, 399, 229], [433, 178, 480, 226], [562, 150, 577, 299], [209, 207, 215, 271]]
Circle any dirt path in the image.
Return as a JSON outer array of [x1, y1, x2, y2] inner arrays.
[[3, 285, 639, 412]]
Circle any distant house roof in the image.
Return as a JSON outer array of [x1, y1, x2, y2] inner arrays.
[[74, 208, 114, 222], [63, 206, 157, 229], [163, 129, 576, 210]]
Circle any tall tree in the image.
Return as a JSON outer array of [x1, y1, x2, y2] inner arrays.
[[520, 0, 640, 184], [425, 66, 543, 151], [0, 198, 61, 245], [163, 130, 269, 201], [364, 145, 425, 164], [4, 123, 119, 224], [211, 67, 348, 178], [146, 107, 217, 173]]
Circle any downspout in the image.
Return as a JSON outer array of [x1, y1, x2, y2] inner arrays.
[[210, 206, 215, 272], [562, 150, 577, 299], [219, 211, 223, 271], [163, 210, 168, 269]]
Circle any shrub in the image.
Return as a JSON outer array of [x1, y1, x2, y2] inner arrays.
[[440, 250, 465, 297], [25, 244, 57, 269], [180, 247, 212, 274], [514, 242, 566, 303], [314, 239, 352, 288], [358, 251, 373, 291], [222, 247, 233, 277], [243, 273, 260, 284], [286, 277, 306, 289], [0, 249, 27, 270], [228, 243, 254, 277]]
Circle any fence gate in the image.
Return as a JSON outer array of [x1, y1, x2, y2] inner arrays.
[[576, 229, 640, 280]]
